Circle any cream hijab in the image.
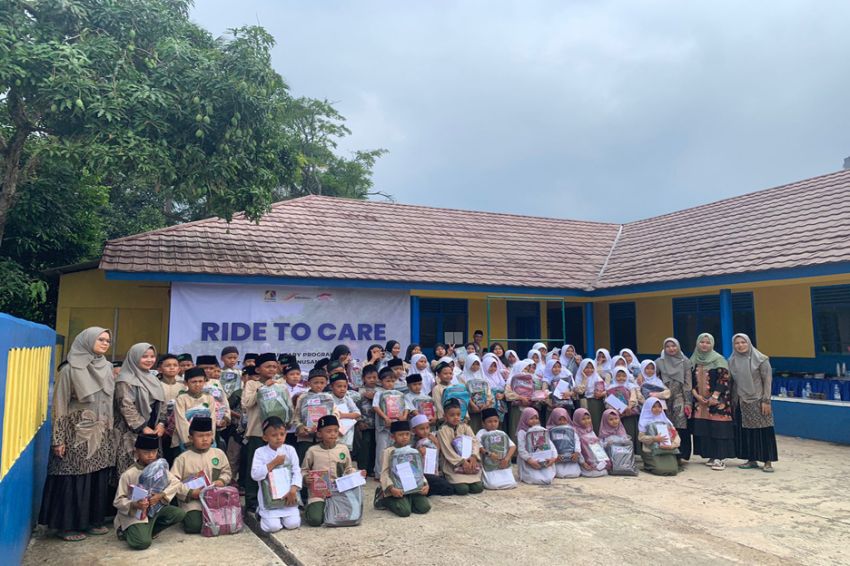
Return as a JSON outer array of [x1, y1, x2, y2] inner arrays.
[[728, 333, 770, 403], [116, 343, 165, 422]]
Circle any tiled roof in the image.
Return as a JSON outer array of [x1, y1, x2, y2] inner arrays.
[[100, 168, 850, 291]]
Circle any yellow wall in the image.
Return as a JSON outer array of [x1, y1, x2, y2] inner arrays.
[[56, 269, 170, 360], [593, 302, 609, 352], [636, 296, 673, 354], [753, 284, 815, 358]]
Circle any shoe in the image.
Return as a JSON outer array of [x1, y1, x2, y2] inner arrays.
[[373, 486, 387, 510], [704, 459, 716, 466], [711, 460, 726, 471]]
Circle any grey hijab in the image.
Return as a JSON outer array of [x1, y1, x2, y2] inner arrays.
[[66, 326, 114, 400], [655, 337, 690, 384], [116, 343, 165, 420], [728, 333, 769, 403]]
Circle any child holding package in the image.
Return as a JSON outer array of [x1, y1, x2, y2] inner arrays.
[[572, 408, 608, 478], [410, 414, 455, 496], [516, 407, 557, 485], [437, 399, 484, 495], [113, 435, 185, 550], [250, 416, 302, 532], [158, 354, 186, 465], [430, 362, 455, 425], [374, 420, 432, 517], [171, 416, 232, 533], [355, 364, 379, 476], [638, 398, 681, 476], [329, 373, 361, 451], [546, 408, 582, 478], [598, 408, 638, 476], [372, 367, 409, 480], [476, 407, 517, 490], [173, 367, 215, 451]]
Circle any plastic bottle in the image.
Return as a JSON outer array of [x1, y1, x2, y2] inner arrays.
[[804, 383, 812, 399], [779, 386, 787, 397], [834, 384, 842, 402]]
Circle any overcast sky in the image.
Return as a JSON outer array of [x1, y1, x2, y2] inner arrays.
[[191, 1, 850, 223]]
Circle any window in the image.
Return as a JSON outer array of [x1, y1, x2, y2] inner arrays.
[[506, 301, 541, 355], [673, 293, 755, 354], [812, 285, 850, 355], [419, 298, 468, 359], [609, 302, 637, 353], [546, 303, 584, 354]]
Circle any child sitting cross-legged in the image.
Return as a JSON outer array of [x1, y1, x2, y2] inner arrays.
[[374, 420, 432, 517], [250, 416, 302, 532]]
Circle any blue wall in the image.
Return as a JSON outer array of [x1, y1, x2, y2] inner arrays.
[[0, 313, 55, 566], [773, 398, 850, 444]]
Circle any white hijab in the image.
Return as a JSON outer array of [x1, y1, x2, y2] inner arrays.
[[482, 353, 506, 391], [527, 349, 545, 377], [510, 358, 535, 378], [639, 397, 674, 433], [460, 353, 484, 384], [576, 359, 603, 398], [408, 353, 435, 395], [559, 344, 576, 368], [619, 348, 641, 373], [607, 367, 638, 392], [639, 360, 665, 389], [504, 350, 519, 368], [595, 348, 612, 372], [542, 358, 565, 386]]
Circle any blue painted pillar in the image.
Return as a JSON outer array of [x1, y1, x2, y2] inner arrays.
[[410, 295, 420, 345], [584, 302, 595, 355], [719, 288, 733, 357]]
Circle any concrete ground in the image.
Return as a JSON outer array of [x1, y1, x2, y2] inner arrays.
[[22, 436, 850, 566]]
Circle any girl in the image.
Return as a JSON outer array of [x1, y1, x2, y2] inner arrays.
[[527, 349, 546, 377], [575, 359, 605, 433], [482, 353, 508, 424], [531, 342, 548, 365], [559, 344, 582, 377], [598, 409, 637, 476], [504, 359, 535, 444], [638, 398, 681, 476], [408, 353, 436, 395], [114, 343, 167, 475], [595, 348, 613, 383], [690, 333, 735, 471], [546, 408, 581, 478], [516, 408, 557, 485], [460, 353, 485, 385], [654, 337, 693, 466], [505, 349, 520, 368], [437, 355, 463, 382], [571, 408, 608, 477], [605, 368, 643, 454], [463, 354, 493, 432], [430, 343, 455, 370], [639, 360, 670, 402], [404, 344, 421, 367], [619, 348, 642, 379], [365, 343, 384, 369], [383, 340, 402, 368], [489, 342, 508, 366], [547, 359, 575, 416]]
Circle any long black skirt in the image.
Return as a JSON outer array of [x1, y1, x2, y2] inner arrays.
[[692, 418, 736, 460], [735, 408, 778, 462], [38, 467, 114, 532]]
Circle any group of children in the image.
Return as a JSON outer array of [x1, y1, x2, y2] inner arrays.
[[115, 341, 687, 549]]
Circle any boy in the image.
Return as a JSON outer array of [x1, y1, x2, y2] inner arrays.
[[113, 434, 185, 550], [242, 353, 258, 369], [250, 416, 302, 533], [171, 416, 232, 533], [220, 346, 240, 374], [292, 368, 331, 462], [374, 420, 431, 516], [431, 362, 455, 424], [241, 352, 283, 512], [410, 414, 455, 496], [329, 373, 361, 452], [195, 354, 219, 378], [281, 359, 306, 447], [387, 357, 407, 393], [404, 374, 436, 430], [177, 353, 194, 379], [159, 353, 187, 464], [476, 407, 517, 490], [372, 367, 409, 480], [300, 415, 362, 527], [355, 364, 378, 476], [437, 400, 484, 495], [174, 367, 215, 450]]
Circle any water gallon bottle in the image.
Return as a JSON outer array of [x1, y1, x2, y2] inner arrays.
[[804, 383, 812, 399], [834, 384, 842, 401], [779, 386, 787, 397]]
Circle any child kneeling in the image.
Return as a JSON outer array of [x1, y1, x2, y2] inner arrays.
[[251, 416, 302, 532], [375, 420, 431, 517], [113, 434, 185, 550], [437, 399, 484, 495]]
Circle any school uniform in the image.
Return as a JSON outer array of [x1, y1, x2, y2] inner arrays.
[[250, 444, 302, 532], [173, 391, 216, 448], [517, 429, 556, 485], [301, 443, 356, 526], [160, 380, 186, 464], [331, 391, 361, 451], [375, 445, 431, 516], [171, 446, 232, 533], [113, 461, 185, 550], [355, 386, 377, 475], [372, 388, 403, 479], [240, 378, 267, 511], [436, 422, 483, 495], [285, 383, 307, 447], [475, 429, 517, 490]]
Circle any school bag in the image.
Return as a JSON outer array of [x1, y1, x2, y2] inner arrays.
[[525, 425, 556, 464], [479, 429, 510, 471], [260, 460, 294, 510], [389, 446, 425, 494], [258, 382, 293, 423], [408, 394, 436, 422], [549, 377, 575, 411], [451, 436, 480, 474], [441, 384, 470, 421], [466, 378, 489, 408], [548, 425, 577, 459], [490, 387, 508, 419], [605, 385, 639, 417], [378, 389, 406, 421], [220, 369, 241, 398], [578, 431, 610, 471], [603, 436, 638, 476], [138, 458, 170, 518], [323, 485, 364, 527], [646, 423, 680, 457], [199, 485, 243, 537], [203, 384, 229, 424], [510, 374, 535, 400], [300, 392, 335, 429]]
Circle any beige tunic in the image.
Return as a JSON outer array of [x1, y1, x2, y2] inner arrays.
[[379, 445, 430, 493], [113, 462, 181, 531], [437, 423, 482, 484], [174, 392, 215, 446], [240, 378, 265, 439], [161, 380, 186, 403], [432, 384, 447, 421], [171, 447, 232, 512], [300, 443, 355, 504]]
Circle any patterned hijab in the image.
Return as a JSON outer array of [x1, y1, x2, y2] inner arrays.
[[689, 333, 728, 370]]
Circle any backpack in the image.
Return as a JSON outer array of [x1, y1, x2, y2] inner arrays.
[[300, 392, 335, 429], [466, 378, 489, 407], [260, 461, 294, 510], [451, 436, 481, 474], [510, 374, 535, 400], [603, 436, 638, 476], [378, 389, 406, 421], [548, 425, 577, 458], [258, 382, 293, 423], [525, 425, 555, 463], [442, 384, 470, 420], [479, 429, 510, 471], [138, 458, 170, 518], [220, 369, 242, 398], [389, 446, 425, 494], [199, 486, 243, 537], [203, 384, 228, 424], [407, 394, 435, 422], [324, 486, 364, 527]]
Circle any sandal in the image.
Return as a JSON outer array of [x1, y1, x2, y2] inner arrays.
[[738, 462, 760, 470], [58, 531, 87, 542], [711, 460, 726, 471], [87, 526, 109, 535], [704, 459, 716, 466], [762, 466, 775, 473]]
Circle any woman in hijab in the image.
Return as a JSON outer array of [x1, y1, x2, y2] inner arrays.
[[114, 342, 167, 474], [654, 337, 693, 467], [638, 397, 681, 476], [39, 327, 116, 541], [729, 333, 777, 472], [558, 344, 582, 377], [689, 333, 735, 471]]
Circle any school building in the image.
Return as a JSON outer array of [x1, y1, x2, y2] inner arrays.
[[54, 168, 850, 375]]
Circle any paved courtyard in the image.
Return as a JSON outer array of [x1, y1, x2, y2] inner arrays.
[[23, 436, 850, 566]]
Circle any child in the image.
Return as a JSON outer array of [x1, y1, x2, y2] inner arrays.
[[436, 400, 483, 495], [408, 353, 435, 395], [605, 367, 643, 454], [301, 415, 362, 527], [282, 359, 307, 447], [638, 398, 681, 476], [405, 374, 436, 430], [576, 359, 606, 433], [410, 414, 455, 496], [177, 353, 194, 380], [463, 355, 494, 432], [242, 352, 258, 368], [374, 420, 431, 516], [159, 353, 186, 465], [572, 408, 608, 478], [598, 408, 637, 476], [241, 353, 282, 512], [329, 373, 361, 451], [195, 354, 219, 379], [386, 357, 407, 393], [250, 416, 302, 532], [476, 407, 516, 490], [482, 353, 509, 425], [171, 417, 232, 533], [372, 367, 409, 479], [113, 435, 185, 550], [516, 407, 557, 485], [292, 368, 332, 462], [639, 360, 670, 402], [355, 364, 378, 476], [174, 367, 216, 450], [546, 408, 582, 478], [431, 362, 455, 425], [595, 348, 613, 383]]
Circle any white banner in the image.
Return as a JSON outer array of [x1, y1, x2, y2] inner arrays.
[[169, 283, 411, 367]]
